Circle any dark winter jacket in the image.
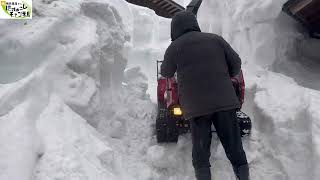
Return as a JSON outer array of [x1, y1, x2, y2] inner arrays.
[[161, 11, 242, 120]]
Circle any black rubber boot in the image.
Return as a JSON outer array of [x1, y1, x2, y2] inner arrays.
[[233, 164, 250, 180], [195, 167, 211, 180]]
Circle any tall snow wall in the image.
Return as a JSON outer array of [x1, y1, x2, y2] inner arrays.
[[124, 0, 320, 179], [0, 0, 155, 180], [195, 1, 320, 180]]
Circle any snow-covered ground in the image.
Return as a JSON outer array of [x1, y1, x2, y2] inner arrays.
[[0, 0, 320, 180]]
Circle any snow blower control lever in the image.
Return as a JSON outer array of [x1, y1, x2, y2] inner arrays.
[[156, 61, 252, 143]]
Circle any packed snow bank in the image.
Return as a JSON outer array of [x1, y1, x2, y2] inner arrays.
[[193, 0, 320, 179], [0, 0, 156, 180], [0, 98, 43, 180], [1, 0, 320, 180], [125, 6, 171, 101], [272, 29, 320, 91], [34, 95, 116, 180], [247, 71, 313, 180], [124, 0, 320, 179]]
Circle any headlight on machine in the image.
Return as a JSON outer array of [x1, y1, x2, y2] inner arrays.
[[173, 107, 183, 116]]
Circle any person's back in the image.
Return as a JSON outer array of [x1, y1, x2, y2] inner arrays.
[[161, 11, 250, 180], [161, 12, 241, 120]]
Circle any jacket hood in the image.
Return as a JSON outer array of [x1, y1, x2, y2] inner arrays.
[[171, 11, 201, 41]]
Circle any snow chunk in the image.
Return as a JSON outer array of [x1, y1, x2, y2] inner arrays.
[[34, 95, 116, 180], [0, 100, 42, 180]]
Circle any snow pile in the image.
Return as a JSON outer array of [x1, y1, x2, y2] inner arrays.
[[126, 0, 320, 179], [0, 0, 154, 180], [194, 0, 320, 179], [122, 4, 172, 101], [1, 0, 320, 180]]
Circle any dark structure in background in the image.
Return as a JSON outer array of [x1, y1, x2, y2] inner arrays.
[[125, 0, 185, 18], [283, 0, 320, 38]]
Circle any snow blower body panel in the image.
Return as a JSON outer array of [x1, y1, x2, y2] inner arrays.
[[156, 60, 252, 143]]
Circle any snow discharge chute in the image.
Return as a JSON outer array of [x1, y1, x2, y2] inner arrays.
[[125, 0, 203, 18], [125, 0, 185, 18]]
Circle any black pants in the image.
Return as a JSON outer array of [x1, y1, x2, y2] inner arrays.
[[191, 109, 248, 180]]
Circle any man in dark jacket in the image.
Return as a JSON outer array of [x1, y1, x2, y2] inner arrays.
[[160, 11, 250, 180]]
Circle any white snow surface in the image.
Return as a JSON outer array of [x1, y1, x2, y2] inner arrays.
[[0, 0, 320, 180]]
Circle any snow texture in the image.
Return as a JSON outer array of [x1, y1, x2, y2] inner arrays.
[[0, 0, 320, 180]]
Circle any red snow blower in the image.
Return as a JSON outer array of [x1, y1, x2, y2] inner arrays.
[[124, 0, 252, 143], [156, 61, 252, 143]]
